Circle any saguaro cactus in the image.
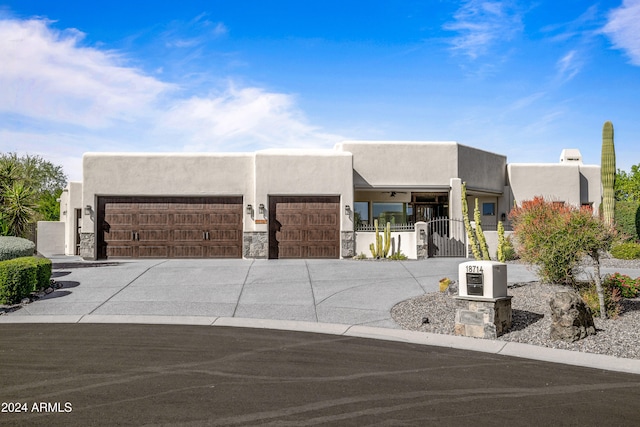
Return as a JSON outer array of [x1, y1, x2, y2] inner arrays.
[[601, 121, 616, 226]]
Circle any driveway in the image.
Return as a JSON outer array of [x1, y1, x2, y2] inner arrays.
[[6, 257, 483, 327]]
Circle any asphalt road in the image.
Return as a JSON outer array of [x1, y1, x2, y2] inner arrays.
[[1, 324, 639, 426]]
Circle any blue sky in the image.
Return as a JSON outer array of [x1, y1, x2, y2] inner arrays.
[[1, 0, 639, 181]]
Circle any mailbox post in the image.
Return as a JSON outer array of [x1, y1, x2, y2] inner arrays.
[[454, 261, 512, 339]]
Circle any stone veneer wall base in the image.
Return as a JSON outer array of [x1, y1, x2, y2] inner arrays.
[[341, 231, 355, 258], [80, 232, 95, 260], [243, 231, 268, 259]]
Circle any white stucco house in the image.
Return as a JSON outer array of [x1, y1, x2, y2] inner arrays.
[[48, 141, 600, 260]]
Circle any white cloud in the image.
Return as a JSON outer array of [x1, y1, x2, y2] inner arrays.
[[0, 18, 343, 178], [602, 0, 640, 65], [159, 85, 343, 151], [556, 50, 582, 82], [444, 0, 523, 60], [0, 19, 172, 128]]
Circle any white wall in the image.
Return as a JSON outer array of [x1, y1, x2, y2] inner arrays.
[[60, 181, 82, 255], [337, 141, 459, 188], [36, 221, 65, 256], [355, 231, 417, 259], [507, 163, 582, 207]]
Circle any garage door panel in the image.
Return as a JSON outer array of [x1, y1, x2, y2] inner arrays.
[[139, 202, 169, 210], [174, 230, 205, 242], [138, 213, 169, 225], [138, 229, 169, 242], [104, 213, 134, 226], [209, 230, 241, 241], [174, 213, 206, 225], [99, 196, 242, 259], [307, 213, 338, 226], [107, 229, 135, 242], [138, 246, 169, 258], [307, 230, 338, 242], [173, 245, 204, 258], [307, 246, 338, 258], [278, 245, 303, 258], [106, 246, 133, 258]]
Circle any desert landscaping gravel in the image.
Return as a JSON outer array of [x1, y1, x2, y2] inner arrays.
[[391, 258, 640, 360]]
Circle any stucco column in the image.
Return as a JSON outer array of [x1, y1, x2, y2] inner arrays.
[[449, 178, 463, 220]]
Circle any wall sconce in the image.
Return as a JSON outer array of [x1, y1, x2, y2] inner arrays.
[[258, 204, 265, 214], [246, 204, 253, 215], [345, 205, 351, 215], [62, 210, 67, 216], [84, 205, 92, 215]]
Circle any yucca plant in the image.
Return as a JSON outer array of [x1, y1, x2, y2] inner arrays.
[[1, 182, 37, 237]]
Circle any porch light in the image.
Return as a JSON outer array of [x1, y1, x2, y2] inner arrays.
[[246, 204, 253, 215], [345, 205, 351, 215], [84, 205, 92, 215], [258, 204, 265, 214]]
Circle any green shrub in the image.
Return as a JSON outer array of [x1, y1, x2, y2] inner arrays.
[[614, 200, 640, 242], [610, 242, 640, 260], [509, 197, 614, 285], [0, 236, 35, 261], [603, 273, 640, 298], [389, 251, 408, 260], [502, 235, 517, 261], [0, 256, 52, 304], [578, 281, 622, 318]]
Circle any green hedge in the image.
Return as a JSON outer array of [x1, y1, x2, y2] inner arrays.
[[611, 242, 640, 260], [0, 257, 52, 304], [0, 236, 36, 261], [614, 201, 640, 242]]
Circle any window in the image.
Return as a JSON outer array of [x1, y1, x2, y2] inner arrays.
[[482, 202, 496, 216], [354, 202, 369, 223], [372, 202, 408, 224]]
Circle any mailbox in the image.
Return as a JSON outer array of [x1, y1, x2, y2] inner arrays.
[[458, 261, 507, 299]]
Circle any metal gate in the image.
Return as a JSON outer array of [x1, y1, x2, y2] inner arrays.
[[426, 217, 467, 257]]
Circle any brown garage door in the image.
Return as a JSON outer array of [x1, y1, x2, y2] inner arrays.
[[98, 197, 242, 259], [269, 196, 340, 259]]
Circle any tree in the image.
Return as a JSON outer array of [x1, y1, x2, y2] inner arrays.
[[0, 153, 67, 236], [615, 164, 640, 202], [614, 164, 640, 241], [567, 208, 616, 318]]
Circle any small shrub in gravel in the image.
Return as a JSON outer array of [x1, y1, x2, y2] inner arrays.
[[604, 273, 640, 298], [0, 236, 35, 261], [578, 282, 622, 318]]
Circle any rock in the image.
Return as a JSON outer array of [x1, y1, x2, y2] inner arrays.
[[445, 280, 459, 296], [45, 287, 54, 294], [21, 298, 31, 304], [549, 291, 596, 342], [421, 316, 430, 324]]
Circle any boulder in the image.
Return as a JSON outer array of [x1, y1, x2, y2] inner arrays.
[[549, 291, 596, 342]]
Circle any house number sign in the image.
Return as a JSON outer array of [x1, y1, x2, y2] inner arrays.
[[465, 265, 484, 274]]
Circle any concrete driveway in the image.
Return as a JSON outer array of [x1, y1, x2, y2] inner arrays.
[[7, 257, 481, 327]]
